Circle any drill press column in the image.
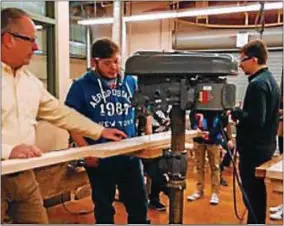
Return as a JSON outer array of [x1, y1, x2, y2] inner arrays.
[[168, 106, 186, 224]]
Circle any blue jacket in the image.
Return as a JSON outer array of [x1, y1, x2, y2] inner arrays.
[[190, 110, 228, 145], [65, 70, 137, 145]]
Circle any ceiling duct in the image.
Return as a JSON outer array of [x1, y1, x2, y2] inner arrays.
[[173, 27, 283, 50]]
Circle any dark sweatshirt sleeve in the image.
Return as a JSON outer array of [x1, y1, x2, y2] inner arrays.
[[241, 83, 267, 128]]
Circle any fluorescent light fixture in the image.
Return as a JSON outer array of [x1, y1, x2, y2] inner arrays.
[[35, 25, 43, 30], [78, 2, 283, 25], [78, 17, 114, 25], [178, 2, 283, 18], [264, 2, 283, 10], [69, 40, 86, 47], [124, 11, 177, 22], [34, 50, 43, 54]]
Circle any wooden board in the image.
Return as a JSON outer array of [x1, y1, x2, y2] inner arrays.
[[1, 130, 201, 175]]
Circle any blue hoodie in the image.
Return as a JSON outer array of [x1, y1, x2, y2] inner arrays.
[[190, 110, 227, 145], [65, 70, 137, 145]]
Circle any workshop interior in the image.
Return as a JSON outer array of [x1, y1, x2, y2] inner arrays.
[[1, 1, 283, 224]]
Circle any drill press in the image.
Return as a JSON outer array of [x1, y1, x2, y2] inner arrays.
[[125, 51, 238, 224]]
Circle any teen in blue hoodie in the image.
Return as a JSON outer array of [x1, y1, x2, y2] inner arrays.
[[65, 38, 148, 224], [187, 110, 233, 205]]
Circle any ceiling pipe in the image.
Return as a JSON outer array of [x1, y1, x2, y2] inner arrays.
[[173, 27, 283, 50]]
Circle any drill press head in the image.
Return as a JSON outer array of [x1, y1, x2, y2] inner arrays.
[[125, 51, 238, 112]]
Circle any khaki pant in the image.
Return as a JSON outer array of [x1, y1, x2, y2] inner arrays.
[[194, 143, 220, 194], [1, 170, 48, 224]]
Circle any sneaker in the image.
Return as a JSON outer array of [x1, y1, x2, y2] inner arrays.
[[148, 200, 166, 211], [220, 178, 228, 187], [270, 209, 283, 220], [187, 192, 204, 201], [210, 193, 219, 205], [269, 204, 283, 213]]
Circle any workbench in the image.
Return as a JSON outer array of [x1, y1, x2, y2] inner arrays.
[[2, 121, 199, 201], [255, 155, 283, 224]]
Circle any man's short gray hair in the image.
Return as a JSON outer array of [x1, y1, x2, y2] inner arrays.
[[1, 8, 29, 34]]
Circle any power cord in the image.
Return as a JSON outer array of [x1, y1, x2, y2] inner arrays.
[[254, 2, 265, 39], [219, 116, 258, 223]]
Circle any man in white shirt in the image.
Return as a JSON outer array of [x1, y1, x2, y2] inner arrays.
[[1, 7, 127, 223]]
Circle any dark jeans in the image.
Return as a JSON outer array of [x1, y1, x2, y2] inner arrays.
[[85, 156, 148, 224], [143, 158, 169, 202], [238, 151, 271, 224]]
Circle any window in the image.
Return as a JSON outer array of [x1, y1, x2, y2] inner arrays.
[[70, 23, 87, 58], [2, 1, 46, 16], [1, 1, 57, 95]]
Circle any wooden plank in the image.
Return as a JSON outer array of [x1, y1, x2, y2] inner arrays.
[[1, 130, 201, 175], [255, 155, 282, 178], [1, 138, 146, 176]]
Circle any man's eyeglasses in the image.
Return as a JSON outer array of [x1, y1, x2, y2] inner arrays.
[[8, 32, 36, 43], [239, 56, 253, 63]]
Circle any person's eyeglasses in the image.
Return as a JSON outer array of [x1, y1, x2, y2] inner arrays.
[[239, 56, 253, 63], [8, 32, 36, 43]]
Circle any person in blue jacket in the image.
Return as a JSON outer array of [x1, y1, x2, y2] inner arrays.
[[187, 110, 233, 205], [65, 38, 148, 224]]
